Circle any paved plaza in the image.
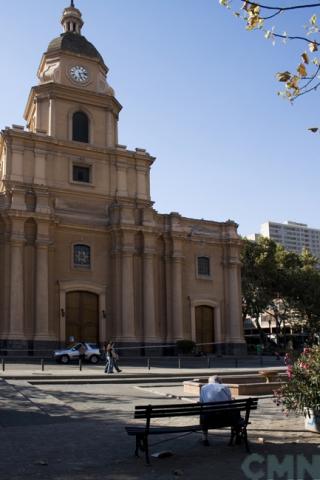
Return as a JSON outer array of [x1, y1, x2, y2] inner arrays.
[[0, 365, 319, 480]]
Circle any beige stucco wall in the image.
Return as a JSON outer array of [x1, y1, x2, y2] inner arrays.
[[0, 5, 245, 354]]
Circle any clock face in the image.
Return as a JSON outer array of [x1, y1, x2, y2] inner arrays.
[[70, 65, 89, 83]]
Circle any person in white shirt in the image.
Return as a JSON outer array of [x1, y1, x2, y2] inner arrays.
[[200, 375, 232, 403], [200, 375, 233, 446]]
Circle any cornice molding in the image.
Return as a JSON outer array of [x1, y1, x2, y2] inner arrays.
[[3, 128, 155, 165], [24, 82, 122, 121]]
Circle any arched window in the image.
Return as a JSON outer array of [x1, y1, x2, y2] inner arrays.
[[72, 111, 89, 143]]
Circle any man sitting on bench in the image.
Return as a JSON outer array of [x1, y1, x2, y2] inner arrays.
[[200, 375, 241, 446]]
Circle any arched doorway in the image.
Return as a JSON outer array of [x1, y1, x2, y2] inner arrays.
[[195, 306, 215, 353], [66, 291, 99, 343]]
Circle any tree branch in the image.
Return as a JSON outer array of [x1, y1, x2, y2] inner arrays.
[[262, 10, 282, 20], [242, 1, 320, 12], [272, 32, 320, 45], [294, 80, 320, 99], [300, 64, 320, 90]]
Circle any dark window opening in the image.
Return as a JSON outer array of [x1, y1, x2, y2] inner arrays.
[[74, 244, 91, 268], [198, 256, 210, 276], [73, 111, 89, 143], [73, 165, 90, 183]]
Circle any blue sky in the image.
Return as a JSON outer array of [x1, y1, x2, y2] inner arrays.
[[0, 0, 319, 236]]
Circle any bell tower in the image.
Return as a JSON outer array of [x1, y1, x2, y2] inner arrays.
[[61, 1, 84, 34], [24, 1, 121, 148]]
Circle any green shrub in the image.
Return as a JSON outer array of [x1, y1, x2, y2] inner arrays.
[[275, 346, 320, 414]]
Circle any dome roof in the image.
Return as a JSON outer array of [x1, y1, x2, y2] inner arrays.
[[47, 32, 105, 66]]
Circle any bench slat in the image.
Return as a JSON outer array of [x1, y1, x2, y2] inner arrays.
[[134, 407, 256, 419], [134, 399, 257, 411], [134, 399, 258, 419], [126, 425, 202, 435]]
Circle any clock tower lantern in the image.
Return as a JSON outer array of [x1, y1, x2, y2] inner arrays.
[[24, 1, 120, 148]]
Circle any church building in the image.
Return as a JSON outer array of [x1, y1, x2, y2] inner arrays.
[[0, 2, 245, 354]]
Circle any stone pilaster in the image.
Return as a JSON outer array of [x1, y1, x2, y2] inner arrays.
[[10, 184, 26, 211], [10, 145, 24, 183], [136, 165, 148, 200], [111, 231, 122, 338], [34, 149, 47, 186], [121, 230, 135, 340], [106, 110, 116, 148], [143, 233, 157, 340], [35, 98, 41, 132], [121, 250, 135, 339], [34, 241, 50, 339], [35, 187, 51, 214], [225, 256, 245, 345], [9, 237, 25, 338], [116, 161, 128, 197], [48, 97, 56, 137], [172, 237, 184, 340], [164, 237, 173, 341], [34, 220, 53, 341]]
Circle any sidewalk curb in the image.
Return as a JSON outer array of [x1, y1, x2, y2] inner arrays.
[[0, 366, 286, 381]]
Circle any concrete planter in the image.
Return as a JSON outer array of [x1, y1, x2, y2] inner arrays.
[[184, 374, 286, 397], [304, 409, 320, 433]]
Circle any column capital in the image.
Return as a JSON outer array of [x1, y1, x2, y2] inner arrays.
[[36, 240, 51, 249], [10, 236, 26, 247], [135, 164, 148, 173], [116, 161, 128, 171], [172, 254, 184, 262], [34, 148, 47, 156], [143, 250, 156, 258], [122, 248, 135, 257], [223, 257, 242, 267]]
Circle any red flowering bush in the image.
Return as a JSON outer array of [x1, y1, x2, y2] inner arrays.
[[274, 346, 320, 415]]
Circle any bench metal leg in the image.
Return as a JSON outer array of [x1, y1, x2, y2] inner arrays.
[[242, 428, 250, 453], [228, 426, 236, 446], [134, 434, 150, 464], [229, 425, 249, 450], [135, 436, 140, 457], [235, 425, 250, 452], [142, 435, 150, 464]]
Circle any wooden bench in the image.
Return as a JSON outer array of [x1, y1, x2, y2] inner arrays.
[[125, 398, 258, 463]]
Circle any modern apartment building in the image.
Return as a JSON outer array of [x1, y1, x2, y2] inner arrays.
[[259, 221, 320, 259]]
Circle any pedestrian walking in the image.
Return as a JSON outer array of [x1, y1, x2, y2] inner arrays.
[[111, 343, 122, 373], [104, 341, 114, 374], [79, 342, 86, 362]]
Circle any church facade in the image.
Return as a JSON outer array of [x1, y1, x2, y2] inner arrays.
[[0, 3, 245, 354]]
